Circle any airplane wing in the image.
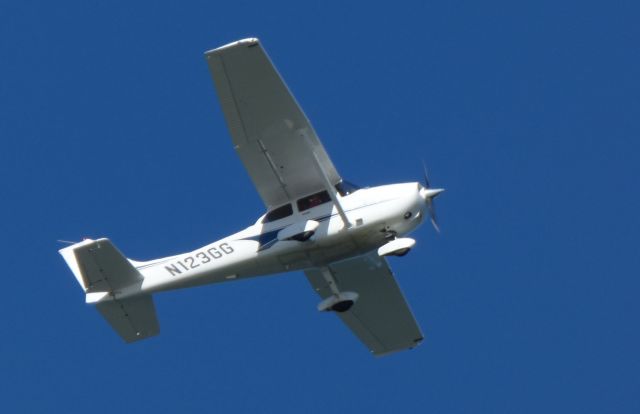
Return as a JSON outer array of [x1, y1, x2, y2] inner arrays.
[[205, 38, 341, 209], [305, 252, 424, 356]]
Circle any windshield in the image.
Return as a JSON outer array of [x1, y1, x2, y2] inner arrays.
[[335, 180, 361, 196]]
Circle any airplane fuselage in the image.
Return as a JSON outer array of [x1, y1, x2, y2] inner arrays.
[[121, 182, 427, 299]]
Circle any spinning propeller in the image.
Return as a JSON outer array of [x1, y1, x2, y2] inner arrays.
[[419, 161, 444, 233]]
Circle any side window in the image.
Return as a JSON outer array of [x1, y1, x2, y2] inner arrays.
[[297, 190, 331, 212], [262, 203, 293, 223]]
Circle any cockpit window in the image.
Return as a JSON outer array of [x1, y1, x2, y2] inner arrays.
[[297, 190, 332, 212], [262, 203, 293, 223], [335, 180, 361, 196]]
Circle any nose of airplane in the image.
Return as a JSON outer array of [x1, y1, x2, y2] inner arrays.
[[419, 186, 445, 201], [418, 184, 444, 233], [417, 161, 444, 232]]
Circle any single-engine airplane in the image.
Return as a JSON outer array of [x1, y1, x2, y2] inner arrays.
[[60, 38, 444, 356]]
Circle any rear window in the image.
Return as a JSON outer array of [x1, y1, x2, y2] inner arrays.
[[297, 190, 331, 212], [262, 203, 293, 223]]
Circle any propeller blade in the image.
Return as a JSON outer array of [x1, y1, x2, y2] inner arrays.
[[431, 217, 440, 233], [420, 160, 442, 233], [428, 202, 440, 233], [421, 160, 431, 188]]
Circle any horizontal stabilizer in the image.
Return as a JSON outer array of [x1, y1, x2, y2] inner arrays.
[[59, 238, 142, 293], [60, 239, 159, 342], [96, 295, 159, 343]]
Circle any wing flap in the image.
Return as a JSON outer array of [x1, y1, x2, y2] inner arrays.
[[305, 253, 424, 356]]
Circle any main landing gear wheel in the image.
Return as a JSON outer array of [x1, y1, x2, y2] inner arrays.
[[329, 299, 355, 313]]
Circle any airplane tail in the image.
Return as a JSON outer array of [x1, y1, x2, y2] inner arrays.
[[59, 238, 159, 343]]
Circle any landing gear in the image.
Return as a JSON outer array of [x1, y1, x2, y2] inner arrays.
[[329, 299, 355, 313], [288, 231, 315, 242], [278, 220, 320, 242], [377, 237, 416, 257], [316, 269, 359, 313], [318, 292, 358, 313]]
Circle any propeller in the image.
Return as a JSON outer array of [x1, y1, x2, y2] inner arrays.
[[420, 161, 444, 233]]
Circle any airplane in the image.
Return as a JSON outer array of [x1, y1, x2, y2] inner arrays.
[[59, 38, 444, 356]]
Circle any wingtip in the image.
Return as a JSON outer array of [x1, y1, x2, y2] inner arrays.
[[204, 37, 260, 56]]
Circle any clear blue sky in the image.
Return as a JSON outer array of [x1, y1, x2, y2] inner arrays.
[[1, 1, 638, 412]]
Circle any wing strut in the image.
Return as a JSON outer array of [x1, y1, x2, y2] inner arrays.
[[302, 132, 351, 229]]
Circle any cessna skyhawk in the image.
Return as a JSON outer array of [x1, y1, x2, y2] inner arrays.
[[60, 38, 444, 356]]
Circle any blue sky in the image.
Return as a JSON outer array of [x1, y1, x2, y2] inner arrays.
[[1, 1, 638, 412]]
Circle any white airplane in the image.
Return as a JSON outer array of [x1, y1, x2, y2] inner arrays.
[[60, 38, 444, 356]]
